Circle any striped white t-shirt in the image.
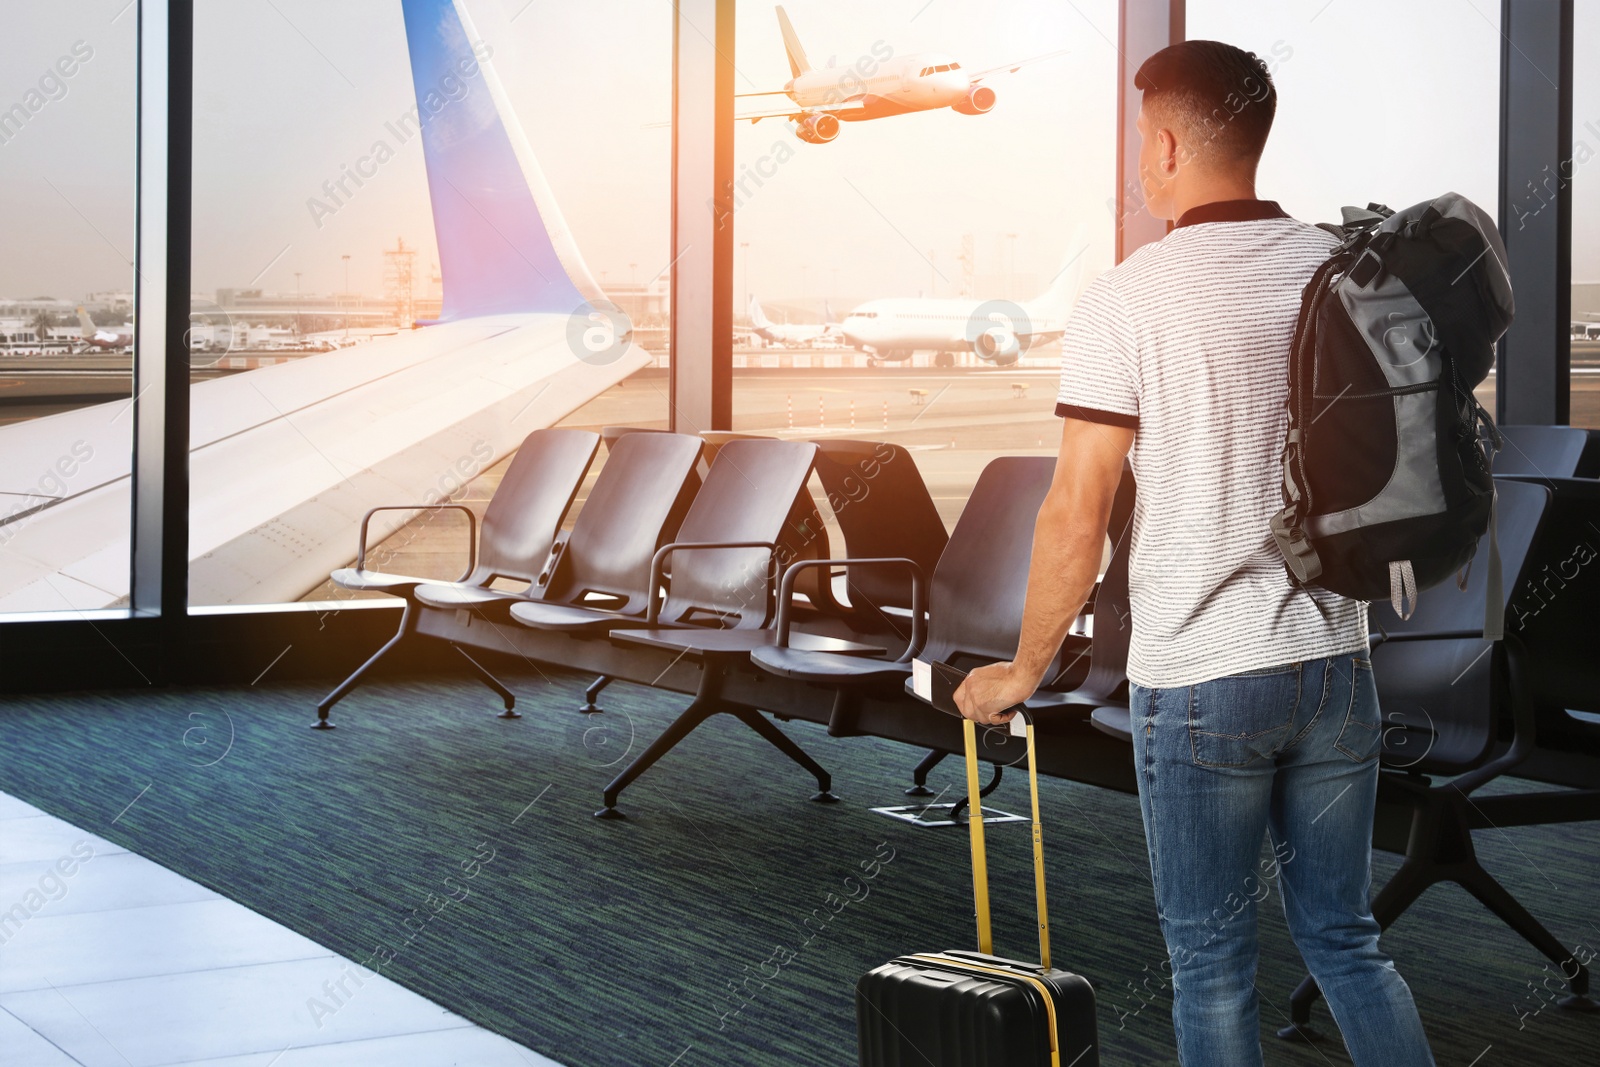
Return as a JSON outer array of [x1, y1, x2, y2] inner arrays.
[[1057, 199, 1368, 689]]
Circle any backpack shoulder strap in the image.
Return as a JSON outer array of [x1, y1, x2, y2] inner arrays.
[[1341, 205, 1391, 228]]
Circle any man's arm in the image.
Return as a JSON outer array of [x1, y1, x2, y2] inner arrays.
[[953, 416, 1134, 725]]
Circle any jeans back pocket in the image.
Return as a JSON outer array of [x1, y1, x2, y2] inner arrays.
[[1187, 664, 1302, 768]]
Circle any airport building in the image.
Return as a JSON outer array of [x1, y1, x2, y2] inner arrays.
[[1, 2, 1598, 1065]]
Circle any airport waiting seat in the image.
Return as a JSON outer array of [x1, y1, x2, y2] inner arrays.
[[750, 457, 1137, 800], [899, 460, 1132, 792], [700, 431, 844, 618], [1499, 474, 1600, 760], [751, 457, 1056, 691], [510, 437, 814, 641], [810, 439, 948, 647], [313, 428, 600, 727], [1036, 461, 1136, 708], [410, 431, 705, 722], [745, 457, 1139, 799], [1083, 503, 1139, 744], [1279, 478, 1600, 1040], [1494, 424, 1592, 479], [573, 439, 908, 817], [600, 425, 669, 453], [565, 425, 686, 712], [416, 432, 702, 622]]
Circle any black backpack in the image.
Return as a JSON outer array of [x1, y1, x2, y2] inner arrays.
[[1270, 193, 1515, 637]]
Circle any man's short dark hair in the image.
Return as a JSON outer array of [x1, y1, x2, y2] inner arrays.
[[1134, 40, 1276, 165]]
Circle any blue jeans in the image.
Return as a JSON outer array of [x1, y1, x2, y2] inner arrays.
[[1129, 654, 1435, 1067]]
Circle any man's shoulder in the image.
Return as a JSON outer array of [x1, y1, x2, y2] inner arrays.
[[1103, 216, 1337, 292]]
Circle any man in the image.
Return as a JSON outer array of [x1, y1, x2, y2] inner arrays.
[[953, 40, 1435, 1067]]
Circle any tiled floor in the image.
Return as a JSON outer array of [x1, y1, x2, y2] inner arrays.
[[0, 792, 560, 1067]]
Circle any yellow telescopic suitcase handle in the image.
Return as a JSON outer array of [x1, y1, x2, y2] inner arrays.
[[962, 714, 1052, 971]]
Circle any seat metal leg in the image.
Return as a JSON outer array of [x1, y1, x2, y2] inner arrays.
[[581, 674, 612, 715], [454, 644, 517, 717], [731, 706, 838, 803], [596, 697, 721, 819], [596, 664, 838, 818], [906, 748, 948, 797], [1457, 865, 1595, 1008], [948, 762, 1003, 822], [313, 601, 415, 729]]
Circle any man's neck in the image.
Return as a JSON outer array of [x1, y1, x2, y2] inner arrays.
[[1168, 180, 1260, 224]]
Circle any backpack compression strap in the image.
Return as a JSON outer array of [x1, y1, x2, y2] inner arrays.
[[1388, 561, 1418, 621]]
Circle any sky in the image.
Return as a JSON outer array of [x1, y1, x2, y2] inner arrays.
[[1, 0, 1596, 308]]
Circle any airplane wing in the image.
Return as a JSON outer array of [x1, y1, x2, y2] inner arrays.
[[967, 47, 1072, 85], [733, 98, 867, 123], [643, 95, 866, 128], [0, 318, 646, 610], [0, 0, 647, 611], [643, 93, 867, 128]]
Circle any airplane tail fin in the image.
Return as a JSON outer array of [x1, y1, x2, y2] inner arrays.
[[776, 6, 812, 77], [75, 306, 95, 337], [823, 299, 836, 325], [748, 295, 773, 328], [1030, 226, 1092, 315], [400, 0, 603, 321]]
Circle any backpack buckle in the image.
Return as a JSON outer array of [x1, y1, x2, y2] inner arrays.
[[1270, 509, 1323, 583]]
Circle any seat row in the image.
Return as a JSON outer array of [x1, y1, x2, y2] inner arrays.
[[315, 422, 1600, 1034]]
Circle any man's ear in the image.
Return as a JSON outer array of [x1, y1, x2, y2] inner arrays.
[[1158, 127, 1181, 176]]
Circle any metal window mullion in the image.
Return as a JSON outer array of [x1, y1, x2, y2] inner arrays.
[[1116, 0, 1185, 263], [669, 0, 734, 433], [1497, 0, 1573, 426], [131, 0, 193, 662]]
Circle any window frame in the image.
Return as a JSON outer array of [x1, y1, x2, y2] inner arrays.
[[0, 0, 1581, 692]]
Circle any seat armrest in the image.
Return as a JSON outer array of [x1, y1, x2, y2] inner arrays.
[[1447, 633, 1539, 795], [776, 558, 926, 658], [1371, 629, 1500, 645], [646, 541, 778, 623], [355, 504, 477, 582]]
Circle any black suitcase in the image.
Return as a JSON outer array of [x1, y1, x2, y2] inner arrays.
[[856, 711, 1100, 1067]]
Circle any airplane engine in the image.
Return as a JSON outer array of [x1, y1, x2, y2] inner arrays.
[[974, 326, 1020, 365], [794, 112, 841, 143], [952, 85, 997, 115]]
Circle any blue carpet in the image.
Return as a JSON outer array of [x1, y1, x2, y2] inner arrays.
[[1, 668, 1597, 1065]]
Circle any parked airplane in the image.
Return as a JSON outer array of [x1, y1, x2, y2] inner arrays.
[[748, 295, 838, 346], [839, 240, 1089, 367], [0, 0, 647, 611], [735, 6, 1068, 143], [75, 307, 134, 351]]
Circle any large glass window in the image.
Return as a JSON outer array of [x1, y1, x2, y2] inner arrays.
[[1188, 0, 1503, 414], [189, 0, 669, 607], [1573, 1, 1599, 429], [730, 0, 1118, 546], [0, 6, 136, 614]]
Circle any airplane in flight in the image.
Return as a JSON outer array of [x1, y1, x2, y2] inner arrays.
[[75, 307, 134, 351], [838, 239, 1089, 368], [748, 295, 838, 346], [736, 6, 1068, 143], [0, 0, 648, 611]]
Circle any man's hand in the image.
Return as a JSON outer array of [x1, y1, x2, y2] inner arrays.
[[954, 661, 1036, 725]]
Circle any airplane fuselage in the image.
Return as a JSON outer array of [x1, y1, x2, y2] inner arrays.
[[840, 297, 1064, 361], [85, 329, 133, 350], [753, 322, 834, 345], [786, 52, 974, 120]]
